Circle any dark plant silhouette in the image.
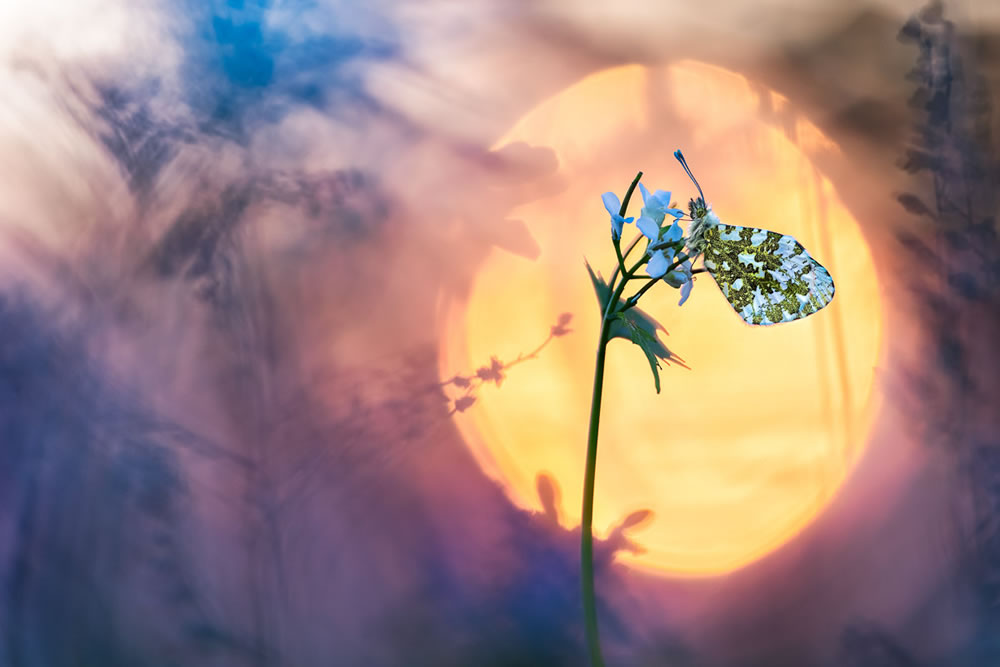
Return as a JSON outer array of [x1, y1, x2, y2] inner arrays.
[[441, 313, 574, 416], [895, 2, 1000, 663], [895, 0, 999, 403], [537, 473, 563, 527], [0, 294, 249, 667], [533, 473, 654, 558], [835, 621, 920, 667]]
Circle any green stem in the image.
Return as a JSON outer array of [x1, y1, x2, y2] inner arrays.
[[622, 252, 691, 312], [626, 276, 660, 308], [581, 171, 650, 666], [612, 242, 627, 286], [582, 328, 610, 667], [609, 233, 644, 287], [610, 172, 643, 291], [581, 270, 630, 667]]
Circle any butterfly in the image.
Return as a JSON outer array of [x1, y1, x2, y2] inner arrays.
[[674, 150, 835, 326]]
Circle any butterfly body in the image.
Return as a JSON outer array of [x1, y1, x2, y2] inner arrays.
[[700, 221, 835, 326]]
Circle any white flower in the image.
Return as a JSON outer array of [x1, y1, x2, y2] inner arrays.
[[665, 261, 694, 306], [638, 183, 684, 224], [602, 192, 635, 241], [635, 183, 684, 242], [642, 218, 684, 258], [645, 245, 694, 306]]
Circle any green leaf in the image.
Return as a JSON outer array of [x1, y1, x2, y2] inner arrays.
[[626, 321, 662, 392], [584, 259, 612, 313], [612, 310, 688, 393], [611, 307, 684, 364], [586, 260, 687, 392], [586, 260, 672, 344]]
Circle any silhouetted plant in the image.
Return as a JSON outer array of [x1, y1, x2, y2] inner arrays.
[[895, 3, 1000, 663], [896, 0, 998, 307], [893, 0, 1000, 450], [835, 621, 920, 667], [0, 293, 247, 667], [579, 147, 837, 666], [441, 313, 574, 416]]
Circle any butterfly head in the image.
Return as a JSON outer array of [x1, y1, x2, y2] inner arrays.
[[688, 196, 708, 219], [674, 150, 718, 255], [685, 199, 719, 255]]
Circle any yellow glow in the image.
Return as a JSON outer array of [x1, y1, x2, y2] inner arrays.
[[440, 62, 882, 576]]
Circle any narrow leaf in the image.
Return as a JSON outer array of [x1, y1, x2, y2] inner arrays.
[[620, 509, 654, 530], [898, 148, 938, 174], [610, 308, 687, 369], [611, 310, 689, 393], [897, 192, 933, 217], [898, 17, 923, 43], [584, 260, 612, 312]]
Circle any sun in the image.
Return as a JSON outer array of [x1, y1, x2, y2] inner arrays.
[[439, 61, 883, 576]]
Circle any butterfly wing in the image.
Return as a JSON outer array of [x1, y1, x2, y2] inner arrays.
[[702, 224, 835, 326]]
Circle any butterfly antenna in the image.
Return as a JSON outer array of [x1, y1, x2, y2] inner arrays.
[[673, 150, 705, 202]]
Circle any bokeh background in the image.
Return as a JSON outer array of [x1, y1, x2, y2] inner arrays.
[[1, 1, 999, 665]]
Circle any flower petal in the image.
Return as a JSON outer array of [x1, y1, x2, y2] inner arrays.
[[602, 192, 622, 217], [646, 250, 669, 278], [641, 207, 666, 226], [611, 215, 624, 240], [663, 270, 685, 287], [663, 258, 691, 287], [652, 190, 672, 205], [636, 215, 660, 241], [678, 277, 694, 306], [638, 182, 651, 204], [664, 221, 683, 243]]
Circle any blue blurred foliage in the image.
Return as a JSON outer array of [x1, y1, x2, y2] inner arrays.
[[183, 0, 396, 131]]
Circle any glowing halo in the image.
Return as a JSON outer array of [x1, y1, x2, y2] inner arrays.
[[440, 61, 883, 576]]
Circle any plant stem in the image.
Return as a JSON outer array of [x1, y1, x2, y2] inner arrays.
[[625, 276, 660, 309], [582, 325, 611, 667], [581, 271, 630, 667], [610, 172, 643, 291], [581, 171, 646, 666], [609, 233, 644, 287], [612, 241, 628, 287], [622, 252, 691, 311]]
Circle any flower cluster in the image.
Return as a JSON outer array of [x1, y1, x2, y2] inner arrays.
[[584, 150, 837, 667], [635, 183, 693, 305], [601, 192, 634, 241], [601, 178, 695, 306]]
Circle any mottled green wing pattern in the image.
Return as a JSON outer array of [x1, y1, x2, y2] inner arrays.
[[702, 224, 835, 326]]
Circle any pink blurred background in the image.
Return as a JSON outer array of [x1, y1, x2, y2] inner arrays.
[[1, 1, 999, 665]]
